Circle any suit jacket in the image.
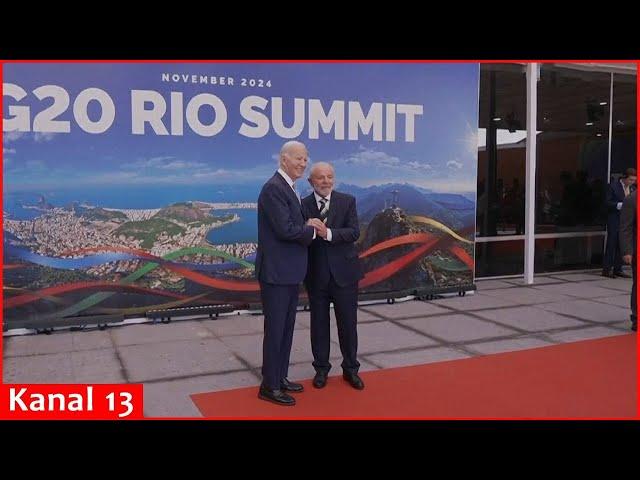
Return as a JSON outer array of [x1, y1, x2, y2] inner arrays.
[[255, 172, 315, 285], [302, 190, 364, 289], [620, 189, 636, 257], [606, 180, 627, 221]]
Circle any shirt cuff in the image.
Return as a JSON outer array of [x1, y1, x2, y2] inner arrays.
[[325, 228, 332, 242]]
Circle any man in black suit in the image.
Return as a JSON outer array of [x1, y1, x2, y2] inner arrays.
[[603, 168, 636, 278], [620, 189, 637, 332], [256, 140, 318, 406], [302, 162, 365, 390]]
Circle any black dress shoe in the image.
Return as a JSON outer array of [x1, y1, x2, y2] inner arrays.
[[602, 269, 614, 278], [312, 372, 328, 389], [343, 372, 365, 390], [258, 386, 296, 406], [614, 271, 632, 278], [280, 378, 304, 393]]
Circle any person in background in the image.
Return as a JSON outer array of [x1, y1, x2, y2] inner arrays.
[[619, 189, 637, 332], [603, 168, 636, 278]]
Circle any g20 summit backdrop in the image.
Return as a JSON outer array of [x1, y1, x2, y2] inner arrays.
[[2, 62, 479, 330]]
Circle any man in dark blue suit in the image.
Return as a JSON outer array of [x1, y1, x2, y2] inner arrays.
[[603, 168, 636, 278], [302, 162, 365, 390], [256, 140, 317, 406]]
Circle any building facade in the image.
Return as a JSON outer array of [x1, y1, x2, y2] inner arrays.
[[475, 62, 637, 280]]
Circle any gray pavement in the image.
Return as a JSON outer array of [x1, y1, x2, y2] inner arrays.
[[3, 270, 636, 417]]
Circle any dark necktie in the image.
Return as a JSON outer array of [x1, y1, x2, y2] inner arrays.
[[318, 197, 329, 223]]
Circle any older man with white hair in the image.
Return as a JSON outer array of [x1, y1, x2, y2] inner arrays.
[[302, 162, 365, 390], [255, 140, 319, 406]]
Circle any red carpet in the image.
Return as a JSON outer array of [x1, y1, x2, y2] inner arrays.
[[191, 334, 638, 419]]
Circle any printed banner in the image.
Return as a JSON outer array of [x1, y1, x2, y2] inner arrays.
[[3, 62, 479, 329]]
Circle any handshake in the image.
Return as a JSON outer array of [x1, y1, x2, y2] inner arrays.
[[307, 218, 328, 239]]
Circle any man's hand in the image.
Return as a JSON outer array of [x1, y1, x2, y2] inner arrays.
[[307, 218, 327, 238], [623, 254, 633, 265], [316, 223, 328, 239]]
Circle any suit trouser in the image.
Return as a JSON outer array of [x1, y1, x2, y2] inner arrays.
[[604, 219, 623, 272], [260, 282, 299, 390], [309, 276, 360, 375]]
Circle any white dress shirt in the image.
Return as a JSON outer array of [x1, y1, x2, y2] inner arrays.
[[621, 179, 630, 197], [277, 168, 299, 201]]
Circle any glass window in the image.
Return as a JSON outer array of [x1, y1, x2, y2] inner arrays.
[[610, 73, 637, 179], [536, 65, 611, 233], [477, 64, 527, 237], [475, 240, 524, 277], [534, 236, 604, 272]]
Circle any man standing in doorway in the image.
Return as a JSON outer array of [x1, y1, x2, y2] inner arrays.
[[603, 168, 636, 278]]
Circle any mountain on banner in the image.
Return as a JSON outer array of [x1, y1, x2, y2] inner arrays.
[[357, 205, 473, 294], [335, 183, 475, 229]]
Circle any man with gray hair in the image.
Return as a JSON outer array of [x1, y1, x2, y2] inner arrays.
[[302, 162, 365, 390], [255, 140, 319, 405]]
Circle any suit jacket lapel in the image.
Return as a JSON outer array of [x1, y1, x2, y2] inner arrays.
[[326, 193, 338, 227], [274, 171, 302, 208], [311, 196, 321, 216], [304, 194, 322, 216]]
